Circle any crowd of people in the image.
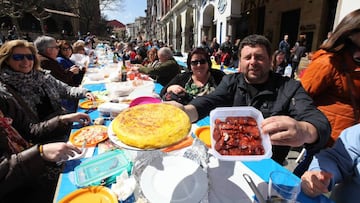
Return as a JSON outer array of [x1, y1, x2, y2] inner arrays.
[[0, 8, 359, 203]]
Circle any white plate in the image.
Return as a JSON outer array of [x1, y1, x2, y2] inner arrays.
[[140, 156, 208, 203], [107, 121, 155, 151]]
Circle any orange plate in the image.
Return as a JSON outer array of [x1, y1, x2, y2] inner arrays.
[[194, 126, 211, 148], [69, 125, 108, 147], [79, 99, 105, 109], [58, 186, 118, 203]]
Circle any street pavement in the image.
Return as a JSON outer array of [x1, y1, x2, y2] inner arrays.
[[283, 147, 303, 172]]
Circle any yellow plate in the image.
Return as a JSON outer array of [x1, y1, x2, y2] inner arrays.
[[58, 186, 117, 203], [194, 126, 211, 148], [79, 99, 105, 109], [69, 125, 108, 147]]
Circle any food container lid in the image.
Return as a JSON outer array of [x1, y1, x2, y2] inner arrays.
[[209, 106, 272, 161], [74, 149, 132, 187]]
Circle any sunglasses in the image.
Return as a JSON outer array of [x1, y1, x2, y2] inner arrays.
[[190, 59, 207, 66], [11, 54, 35, 61]]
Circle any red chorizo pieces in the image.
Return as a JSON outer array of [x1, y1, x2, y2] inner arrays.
[[213, 116, 265, 156]]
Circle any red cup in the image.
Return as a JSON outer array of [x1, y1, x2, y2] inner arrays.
[[128, 72, 135, 80]]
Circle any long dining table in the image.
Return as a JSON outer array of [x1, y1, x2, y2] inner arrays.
[[53, 65, 333, 203]]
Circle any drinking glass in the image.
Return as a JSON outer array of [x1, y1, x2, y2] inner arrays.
[[268, 170, 301, 203]]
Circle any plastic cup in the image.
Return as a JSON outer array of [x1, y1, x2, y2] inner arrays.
[[268, 171, 301, 203], [128, 72, 135, 80]]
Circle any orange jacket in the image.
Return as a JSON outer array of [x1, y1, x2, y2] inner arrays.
[[301, 49, 360, 146]]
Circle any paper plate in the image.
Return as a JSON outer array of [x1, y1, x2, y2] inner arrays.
[[194, 126, 211, 148], [69, 125, 108, 147], [58, 186, 117, 203], [79, 99, 105, 109], [140, 156, 208, 203], [129, 96, 161, 107]]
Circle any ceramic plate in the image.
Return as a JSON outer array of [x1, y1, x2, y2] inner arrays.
[[107, 121, 187, 151], [107, 121, 155, 151], [140, 156, 208, 203], [58, 186, 117, 203]]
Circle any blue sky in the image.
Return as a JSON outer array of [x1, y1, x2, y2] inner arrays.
[[103, 0, 147, 24]]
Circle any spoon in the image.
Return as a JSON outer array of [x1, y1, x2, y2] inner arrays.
[[243, 173, 267, 203]]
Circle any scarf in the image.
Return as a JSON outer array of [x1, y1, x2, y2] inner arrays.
[[185, 73, 217, 97], [0, 110, 30, 153], [0, 66, 60, 117]]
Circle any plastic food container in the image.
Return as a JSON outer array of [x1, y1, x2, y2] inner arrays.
[[98, 102, 129, 117], [209, 106, 272, 161], [74, 149, 133, 187], [105, 82, 134, 97], [194, 126, 211, 148]]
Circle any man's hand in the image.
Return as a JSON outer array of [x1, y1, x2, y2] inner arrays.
[[167, 85, 186, 94], [261, 115, 318, 147], [301, 170, 332, 197]]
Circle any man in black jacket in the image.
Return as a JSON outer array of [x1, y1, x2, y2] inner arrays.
[[169, 34, 330, 176]]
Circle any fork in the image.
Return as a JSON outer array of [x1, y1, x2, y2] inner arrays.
[[92, 99, 98, 109], [80, 139, 87, 153]]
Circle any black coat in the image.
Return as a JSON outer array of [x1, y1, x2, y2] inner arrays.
[[190, 71, 330, 164]]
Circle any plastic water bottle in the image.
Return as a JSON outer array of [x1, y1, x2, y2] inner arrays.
[[284, 64, 292, 77], [220, 62, 224, 71]]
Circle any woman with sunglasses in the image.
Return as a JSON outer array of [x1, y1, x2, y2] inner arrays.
[[34, 35, 80, 87], [0, 40, 94, 144], [160, 47, 225, 104], [57, 40, 85, 87], [56, 40, 86, 112]]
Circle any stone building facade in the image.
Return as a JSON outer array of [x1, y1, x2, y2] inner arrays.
[[146, 0, 359, 54]]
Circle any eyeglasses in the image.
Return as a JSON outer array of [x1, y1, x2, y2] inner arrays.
[[61, 47, 71, 51], [190, 59, 207, 66], [11, 54, 35, 61]]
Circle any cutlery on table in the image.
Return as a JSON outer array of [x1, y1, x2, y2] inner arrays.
[[243, 173, 267, 203], [92, 99, 98, 108]]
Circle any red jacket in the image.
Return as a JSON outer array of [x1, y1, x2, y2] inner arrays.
[[301, 49, 360, 146]]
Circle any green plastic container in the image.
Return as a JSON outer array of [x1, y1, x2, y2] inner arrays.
[[74, 149, 133, 187]]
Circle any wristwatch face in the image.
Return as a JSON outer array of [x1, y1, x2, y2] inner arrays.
[[218, 0, 227, 14]]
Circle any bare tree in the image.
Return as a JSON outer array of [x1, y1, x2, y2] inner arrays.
[[100, 0, 124, 11], [0, 0, 50, 36], [31, 6, 52, 34], [65, 0, 124, 35]]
